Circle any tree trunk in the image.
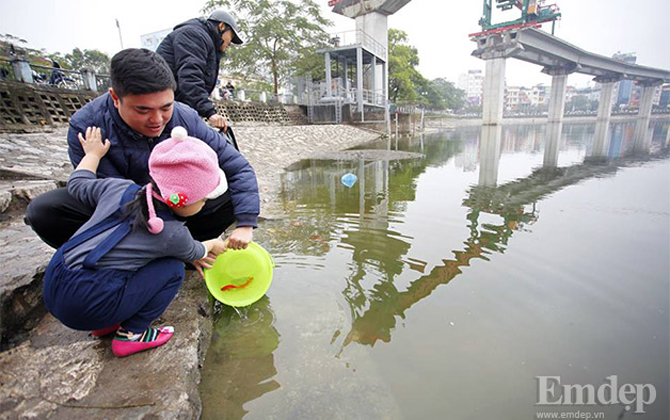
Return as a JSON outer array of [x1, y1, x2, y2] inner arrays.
[[272, 59, 278, 95], [272, 40, 279, 95]]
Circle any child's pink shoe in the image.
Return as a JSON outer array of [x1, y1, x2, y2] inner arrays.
[[91, 324, 120, 337], [111, 326, 174, 357]]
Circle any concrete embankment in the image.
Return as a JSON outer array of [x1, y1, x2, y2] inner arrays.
[[0, 124, 380, 420]]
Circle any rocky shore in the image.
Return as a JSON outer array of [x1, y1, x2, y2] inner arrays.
[[0, 124, 381, 420]]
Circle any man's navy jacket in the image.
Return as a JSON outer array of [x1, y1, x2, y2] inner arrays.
[[67, 93, 259, 227]]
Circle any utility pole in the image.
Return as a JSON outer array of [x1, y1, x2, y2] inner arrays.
[[116, 19, 124, 50]]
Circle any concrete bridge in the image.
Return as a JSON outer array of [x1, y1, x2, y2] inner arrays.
[[471, 28, 670, 157]]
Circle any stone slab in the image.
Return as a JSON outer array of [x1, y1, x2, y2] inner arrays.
[[0, 272, 212, 420]]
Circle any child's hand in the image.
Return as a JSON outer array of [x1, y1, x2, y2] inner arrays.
[[225, 226, 253, 250], [203, 238, 227, 255], [78, 127, 110, 159], [192, 238, 228, 278], [191, 259, 210, 279]]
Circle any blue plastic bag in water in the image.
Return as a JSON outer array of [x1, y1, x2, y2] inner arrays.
[[341, 173, 357, 188]]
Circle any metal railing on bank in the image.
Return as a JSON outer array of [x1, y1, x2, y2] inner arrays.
[[29, 63, 84, 89], [0, 57, 110, 93], [328, 29, 387, 59]]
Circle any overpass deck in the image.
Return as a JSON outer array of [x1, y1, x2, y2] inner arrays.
[[473, 28, 670, 84]]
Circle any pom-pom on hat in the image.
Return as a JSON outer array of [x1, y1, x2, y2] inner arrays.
[[145, 126, 228, 234]]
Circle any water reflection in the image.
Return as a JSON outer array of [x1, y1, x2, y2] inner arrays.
[[278, 122, 669, 348], [543, 122, 563, 167], [200, 121, 669, 418], [589, 120, 668, 160], [478, 125, 502, 186], [200, 298, 280, 420], [592, 119, 609, 159]]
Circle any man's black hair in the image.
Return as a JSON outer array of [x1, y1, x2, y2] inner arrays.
[[110, 48, 176, 98]]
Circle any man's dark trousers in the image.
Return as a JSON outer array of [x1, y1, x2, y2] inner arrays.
[[25, 187, 236, 248]]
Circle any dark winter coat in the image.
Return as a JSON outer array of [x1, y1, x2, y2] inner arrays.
[[67, 93, 259, 227], [156, 18, 223, 119]]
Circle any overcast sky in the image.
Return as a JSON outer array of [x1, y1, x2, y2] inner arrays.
[[2, 0, 668, 88]]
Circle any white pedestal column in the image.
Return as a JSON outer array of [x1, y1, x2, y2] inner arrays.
[[482, 58, 506, 126], [543, 122, 563, 168], [479, 125, 502, 186], [632, 83, 659, 153], [547, 73, 568, 124], [591, 78, 618, 158]]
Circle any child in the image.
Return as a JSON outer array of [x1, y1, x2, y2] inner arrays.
[[43, 126, 240, 357]]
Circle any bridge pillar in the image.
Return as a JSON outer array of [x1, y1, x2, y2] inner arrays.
[[541, 66, 574, 167], [543, 121, 562, 168], [482, 58, 506, 126], [632, 81, 662, 153], [543, 65, 575, 124], [472, 32, 521, 126], [479, 124, 502, 186], [591, 76, 621, 158]]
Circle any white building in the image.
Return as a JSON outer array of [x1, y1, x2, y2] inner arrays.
[[458, 69, 484, 106]]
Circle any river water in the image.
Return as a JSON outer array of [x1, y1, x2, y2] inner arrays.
[[200, 121, 670, 420]]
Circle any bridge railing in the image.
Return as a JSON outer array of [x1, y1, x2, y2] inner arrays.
[[353, 88, 386, 106]]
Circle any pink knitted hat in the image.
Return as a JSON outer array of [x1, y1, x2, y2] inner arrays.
[[145, 126, 228, 234]]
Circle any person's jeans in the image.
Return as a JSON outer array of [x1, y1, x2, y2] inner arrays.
[[43, 248, 184, 333]]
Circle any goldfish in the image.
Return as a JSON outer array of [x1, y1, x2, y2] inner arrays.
[[221, 276, 253, 291]]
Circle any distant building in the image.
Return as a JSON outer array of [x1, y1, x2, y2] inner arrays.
[[659, 84, 670, 109], [504, 86, 520, 110], [140, 28, 172, 52], [652, 84, 663, 106], [504, 86, 532, 111], [504, 84, 547, 111], [528, 84, 548, 107], [458, 69, 483, 106], [612, 52, 636, 107], [625, 83, 663, 110]]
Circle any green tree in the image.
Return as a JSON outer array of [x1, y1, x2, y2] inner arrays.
[[0, 35, 50, 64], [566, 95, 600, 112], [203, 0, 332, 94], [388, 29, 423, 103], [63, 48, 111, 74], [429, 78, 465, 110], [291, 46, 327, 81], [0, 33, 27, 46]]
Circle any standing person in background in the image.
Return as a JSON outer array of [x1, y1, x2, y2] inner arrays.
[[49, 61, 65, 85], [156, 10, 243, 131], [225, 81, 235, 100]]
